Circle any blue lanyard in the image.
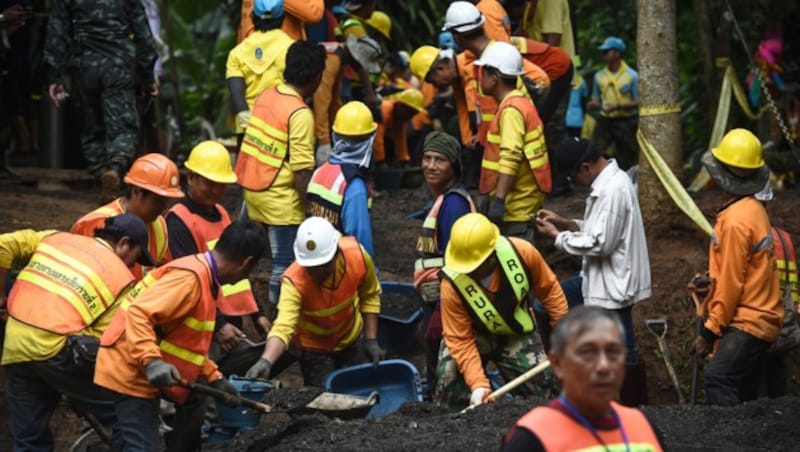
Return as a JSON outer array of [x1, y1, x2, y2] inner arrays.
[[558, 395, 630, 452], [204, 251, 221, 287]]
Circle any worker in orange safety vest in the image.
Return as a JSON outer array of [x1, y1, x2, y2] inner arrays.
[[244, 216, 384, 387], [501, 306, 663, 452], [166, 141, 271, 377], [0, 214, 152, 451], [71, 153, 185, 280], [94, 220, 268, 452]]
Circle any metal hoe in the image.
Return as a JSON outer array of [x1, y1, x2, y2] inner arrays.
[[645, 319, 686, 404]]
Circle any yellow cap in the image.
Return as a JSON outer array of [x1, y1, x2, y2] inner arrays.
[[184, 141, 237, 184], [366, 11, 392, 40], [409, 46, 440, 82], [444, 213, 499, 274], [390, 88, 426, 113], [332, 101, 378, 136], [711, 128, 764, 169]]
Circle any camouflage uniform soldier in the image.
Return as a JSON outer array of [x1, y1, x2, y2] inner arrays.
[[44, 0, 157, 203], [435, 213, 568, 410]]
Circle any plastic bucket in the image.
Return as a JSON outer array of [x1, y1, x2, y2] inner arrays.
[[215, 377, 273, 429], [377, 281, 423, 353], [325, 359, 424, 418]]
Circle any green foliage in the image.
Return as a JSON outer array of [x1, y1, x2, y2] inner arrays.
[[377, 0, 448, 51]]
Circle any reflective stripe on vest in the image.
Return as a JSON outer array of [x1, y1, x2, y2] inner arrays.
[[772, 227, 799, 305], [282, 237, 367, 352], [168, 203, 258, 316], [414, 187, 476, 274], [441, 236, 533, 335], [102, 254, 219, 404], [480, 93, 552, 194], [515, 402, 661, 452], [307, 162, 373, 232], [236, 86, 305, 191], [8, 234, 134, 335]]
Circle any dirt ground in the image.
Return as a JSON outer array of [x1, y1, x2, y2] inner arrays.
[[0, 176, 799, 450]]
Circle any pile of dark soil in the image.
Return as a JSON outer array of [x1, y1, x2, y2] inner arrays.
[[381, 292, 422, 319], [210, 394, 800, 451]]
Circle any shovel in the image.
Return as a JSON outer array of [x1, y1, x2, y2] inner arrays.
[[458, 360, 551, 415], [178, 379, 272, 413], [645, 319, 686, 404]]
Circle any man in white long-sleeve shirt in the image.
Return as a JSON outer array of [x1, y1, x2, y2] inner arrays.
[[535, 137, 651, 407]]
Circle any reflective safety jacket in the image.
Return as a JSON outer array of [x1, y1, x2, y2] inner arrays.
[[514, 401, 662, 451], [167, 203, 258, 316], [307, 162, 373, 232], [413, 187, 475, 291], [441, 236, 534, 335], [7, 233, 135, 335], [281, 237, 367, 352], [236, 85, 308, 191], [509, 36, 572, 81], [772, 227, 799, 312], [481, 91, 552, 194], [100, 254, 220, 404], [71, 198, 169, 280]]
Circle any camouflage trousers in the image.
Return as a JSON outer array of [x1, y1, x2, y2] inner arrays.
[[71, 58, 139, 173], [433, 332, 556, 410]]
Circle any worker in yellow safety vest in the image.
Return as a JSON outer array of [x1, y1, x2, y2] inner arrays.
[[95, 221, 268, 451], [435, 213, 567, 410], [0, 214, 152, 450], [71, 153, 185, 280]]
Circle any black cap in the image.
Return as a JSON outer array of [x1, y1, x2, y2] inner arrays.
[[553, 137, 598, 175], [105, 213, 155, 267]]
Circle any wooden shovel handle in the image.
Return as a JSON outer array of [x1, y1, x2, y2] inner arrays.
[[486, 360, 551, 403], [178, 379, 272, 413]]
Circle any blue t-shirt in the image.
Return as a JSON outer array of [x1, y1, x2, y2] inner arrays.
[[436, 190, 472, 251], [341, 176, 374, 257]]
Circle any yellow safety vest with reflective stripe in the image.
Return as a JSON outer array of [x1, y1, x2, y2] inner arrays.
[[307, 162, 373, 232], [480, 91, 552, 195], [7, 233, 135, 335], [235, 84, 307, 191], [441, 236, 534, 335], [101, 254, 219, 404]]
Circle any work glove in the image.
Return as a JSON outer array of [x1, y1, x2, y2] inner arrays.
[[469, 386, 491, 407], [316, 143, 332, 167], [236, 110, 252, 130], [364, 338, 385, 367], [210, 377, 242, 407], [145, 358, 181, 388], [487, 198, 506, 226], [244, 358, 272, 380]]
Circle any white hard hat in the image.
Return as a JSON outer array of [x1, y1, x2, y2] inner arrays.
[[293, 217, 342, 267], [475, 41, 524, 76], [442, 1, 485, 33]]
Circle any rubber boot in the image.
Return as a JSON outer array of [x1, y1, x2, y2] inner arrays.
[[619, 359, 648, 407]]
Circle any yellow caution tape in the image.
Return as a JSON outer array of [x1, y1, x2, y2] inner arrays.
[[689, 59, 769, 192], [639, 104, 681, 117], [637, 129, 714, 236]]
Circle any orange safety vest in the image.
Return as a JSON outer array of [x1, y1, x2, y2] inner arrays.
[[514, 402, 662, 451], [510, 36, 572, 81], [306, 162, 373, 232], [374, 100, 410, 163], [413, 187, 475, 289], [480, 92, 552, 195], [71, 198, 169, 280], [167, 203, 259, 316], [101, 254, 219, 404], [236, 86, 307, 191], [282, 237, 367, 352], [7, 233, 135, 335], [772, 227, 799, 311]]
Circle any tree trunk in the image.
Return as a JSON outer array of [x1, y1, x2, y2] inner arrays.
[[637, 0, 683, 231]]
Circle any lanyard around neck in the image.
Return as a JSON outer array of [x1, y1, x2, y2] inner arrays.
[[558, 395, 630, 452], [204, 251, 221, 287]]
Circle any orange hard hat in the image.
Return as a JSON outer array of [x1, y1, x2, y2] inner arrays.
[[124, 153, 185, 198]]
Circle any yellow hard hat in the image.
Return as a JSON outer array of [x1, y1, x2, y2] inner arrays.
[[711, 128, 764, 169], [410, 46, 440, 82], [444, 213, 499, 274], [366, 11, 392, 40], [184, 141, 237, 184], [391, 88, 426, 113], [332, 101, 378, 136]]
